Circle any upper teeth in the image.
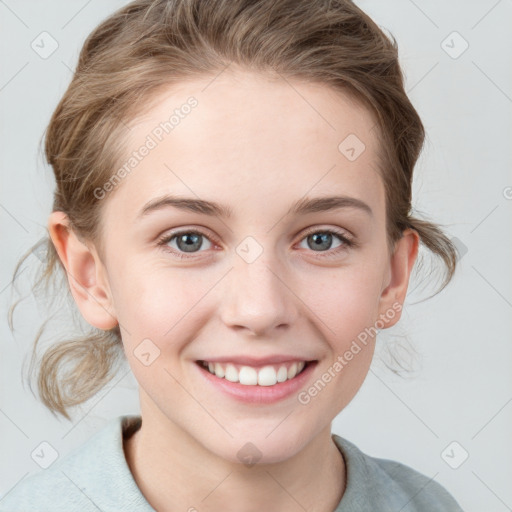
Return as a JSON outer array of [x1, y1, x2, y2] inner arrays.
[[202, 361, 306, 386]]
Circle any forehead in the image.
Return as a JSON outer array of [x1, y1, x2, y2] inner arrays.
[[104, 69, 384, 223]]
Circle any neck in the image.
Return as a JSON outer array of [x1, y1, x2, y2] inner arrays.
[[123, 414, 346, 512]]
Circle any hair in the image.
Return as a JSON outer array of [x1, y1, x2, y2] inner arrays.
[[8, 0, 458, 421]]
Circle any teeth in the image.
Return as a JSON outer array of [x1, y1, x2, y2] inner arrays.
[[202, 361, 306, 386]]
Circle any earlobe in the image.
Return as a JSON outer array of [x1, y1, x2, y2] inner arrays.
[[377, 229, 419, 329], [47, 211, 118, 331]]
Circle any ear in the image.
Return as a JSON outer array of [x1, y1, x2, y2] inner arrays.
[[47, 211, 118, 330], [376, 228, 419, 329]]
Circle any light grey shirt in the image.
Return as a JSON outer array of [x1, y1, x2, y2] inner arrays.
[[0, 415, 464, 511]]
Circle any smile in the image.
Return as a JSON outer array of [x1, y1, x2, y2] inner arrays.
[[197, 360, 309, 386]]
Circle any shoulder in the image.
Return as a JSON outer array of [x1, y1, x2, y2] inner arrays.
[[332, 434, 464, 512], [0, 415, 152, 512]]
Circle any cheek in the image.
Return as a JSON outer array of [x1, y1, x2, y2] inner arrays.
[[110, 267, 213, 396], [305, 262, 385, 341], [110, 263, 213, 345], [306, 271, 382, 410]]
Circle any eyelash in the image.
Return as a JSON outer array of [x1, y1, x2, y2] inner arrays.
[[156, 227, 356, 260]]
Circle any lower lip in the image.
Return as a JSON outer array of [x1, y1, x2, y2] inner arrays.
[[195, 361, 318, 404]]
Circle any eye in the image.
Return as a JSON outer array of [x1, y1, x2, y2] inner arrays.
[[297, 227, 355, 258], [157, 226, 356, 260], [157, 229, 215, 259]]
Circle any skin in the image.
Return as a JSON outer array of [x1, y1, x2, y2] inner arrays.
[[49, 68, 418, 512]]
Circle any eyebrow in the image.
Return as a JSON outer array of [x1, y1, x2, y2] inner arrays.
[[138, 194, 373, 219]]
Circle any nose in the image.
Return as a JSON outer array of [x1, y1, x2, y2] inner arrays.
[[219, 252, 299, 337]]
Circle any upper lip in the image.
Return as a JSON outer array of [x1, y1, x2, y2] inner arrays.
[[197, 355, 316, 367]]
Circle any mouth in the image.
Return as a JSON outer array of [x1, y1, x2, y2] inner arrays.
[[195, 359, 315, 387]]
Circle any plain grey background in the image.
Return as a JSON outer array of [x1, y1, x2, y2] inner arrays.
[[1, 1, 511, 510]]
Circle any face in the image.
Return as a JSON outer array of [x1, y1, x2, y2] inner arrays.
[[68, 69, 415, 464]]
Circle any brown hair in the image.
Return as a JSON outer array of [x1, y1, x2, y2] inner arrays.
[[8, 0, 457, 420]]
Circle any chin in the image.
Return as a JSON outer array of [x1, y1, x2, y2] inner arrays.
[[201, 427, 313, 467]]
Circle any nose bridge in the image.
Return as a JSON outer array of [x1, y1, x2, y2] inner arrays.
[[220, 235, 298, 335]]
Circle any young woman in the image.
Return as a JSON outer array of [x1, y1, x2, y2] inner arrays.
[[2, 0, 464, 510]]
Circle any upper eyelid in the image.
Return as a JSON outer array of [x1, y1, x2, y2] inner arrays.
[[300, 225, 353, 239]]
